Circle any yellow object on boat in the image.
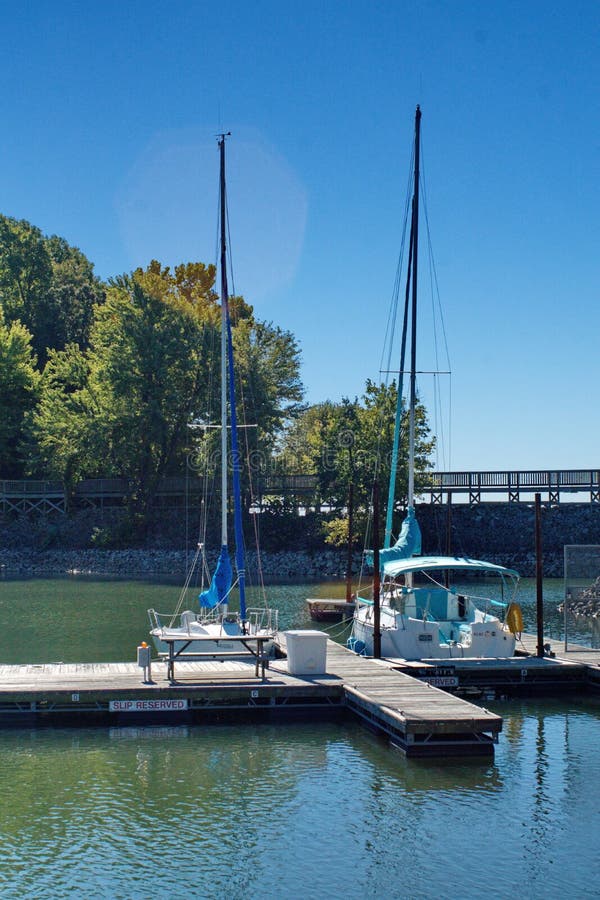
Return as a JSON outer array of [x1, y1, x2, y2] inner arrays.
[[506, 602, 523, 635]]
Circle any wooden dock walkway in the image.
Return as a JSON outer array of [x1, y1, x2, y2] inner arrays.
[[303, 641, 501, 756], [0, 639, 503, 758], [2, 631, 599, 758]]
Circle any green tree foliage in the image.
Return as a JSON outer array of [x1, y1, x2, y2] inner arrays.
[[86, 270, 215, 519], [0, 312, 40, 476], [26, 343, 99, 489], [44, 235, 105, 354], [276, 399, 358, 502], [0, 215, 104, 365], [232, 316, 304, 462], [29, 265, 216, 516], [277, 380, 435, 546], [29, 260, 304, 534]]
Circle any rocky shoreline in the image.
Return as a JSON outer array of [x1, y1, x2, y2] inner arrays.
[[0, 501, 598, 588], [0, 548, 358, 581], [4, 545, 600, 616], [0, 546, 565, 582], [559, 576, 600, 618]]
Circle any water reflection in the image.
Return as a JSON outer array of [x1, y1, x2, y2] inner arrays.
[[2, 579, 600, 897], [0, 707, 600, 899]]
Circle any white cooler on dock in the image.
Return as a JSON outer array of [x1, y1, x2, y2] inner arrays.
[[284, 630, 328, 675]]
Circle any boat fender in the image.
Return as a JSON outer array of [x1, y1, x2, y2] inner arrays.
[[354, 640, 366, 656], [506, 602, 524, 636], [346, 637, 366, 656]]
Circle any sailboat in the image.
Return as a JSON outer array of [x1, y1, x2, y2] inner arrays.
[[148, 134, 278, 655], [349, 106, 522, 660]]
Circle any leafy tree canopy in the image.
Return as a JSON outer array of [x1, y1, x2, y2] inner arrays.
[[26, 343, 97, 486], [29, 259, 304, 531], [277, 380, 435, 545], [0, 215, 104, 364], [0, 311, 40, 476]]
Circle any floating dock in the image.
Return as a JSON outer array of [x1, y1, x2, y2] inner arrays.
[[0, 639, 501, 758], [1, 633, 598, 758], [394, 632, 600, 698]]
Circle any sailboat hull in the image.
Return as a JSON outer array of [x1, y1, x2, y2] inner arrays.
[[352, 604, 516, 660], [149, 608, 278, 656]]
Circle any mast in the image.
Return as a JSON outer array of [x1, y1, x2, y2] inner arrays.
[[218, 134, 229, 550], [218, 133, 247, 621], [408, 104, 421, 509]]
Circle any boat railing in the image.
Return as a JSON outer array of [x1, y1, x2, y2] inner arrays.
[[148, 606, 278, 633], [148, 608, 163, 630], [148, 607, 224, 630], [246, 607, 279, 634]]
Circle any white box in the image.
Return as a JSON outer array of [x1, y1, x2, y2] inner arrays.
[[284, 630, 327, 675]]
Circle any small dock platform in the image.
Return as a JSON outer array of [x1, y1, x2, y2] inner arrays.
[[391, 632, 600, 697], [322, 641, 501, 756]]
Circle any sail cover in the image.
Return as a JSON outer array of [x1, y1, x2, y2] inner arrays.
[[366, 506, 422, 568], [199, 545, 232, 608]]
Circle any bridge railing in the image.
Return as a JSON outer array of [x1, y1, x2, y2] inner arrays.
[[426, 469, 600, 502], [0, 470, 599, 514]]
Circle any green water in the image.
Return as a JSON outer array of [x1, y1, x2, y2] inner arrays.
[[0, 575, 596, 665], [0, 577, 599, 898], [1, 706, 600, 899], [0, 577, 323, 664]]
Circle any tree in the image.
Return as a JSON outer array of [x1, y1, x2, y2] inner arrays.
[[276, 380, 435, 546], [232, 316, 304, 466], [0, 215, 104, 365], [0, 216, 51, 347], [28, 269, 213, 521], [87, 274, 214, 520], [0, 312, 40, 476], [26, 343, 99, 492], [27, 255, 305, 535], [44, 236, 105, 353], [275, 399, 358, 504]]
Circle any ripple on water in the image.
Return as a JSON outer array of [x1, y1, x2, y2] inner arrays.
[[1, 703, 600, 898]]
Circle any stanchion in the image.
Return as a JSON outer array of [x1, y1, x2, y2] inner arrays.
[[137, 641, 153, 683]]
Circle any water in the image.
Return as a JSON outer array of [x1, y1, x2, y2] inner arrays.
[[0, 577, 599, 898], [0, 575, 596, 664]]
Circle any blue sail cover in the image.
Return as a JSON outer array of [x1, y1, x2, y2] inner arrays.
[[199, 545, 232, 608], [366, 506, 422, 569]]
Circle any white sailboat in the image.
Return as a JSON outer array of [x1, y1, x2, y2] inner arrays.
[[148, 134, 278, 655], [350, 106, 522, 660]]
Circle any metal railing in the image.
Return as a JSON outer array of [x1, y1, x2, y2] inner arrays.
[[426, 470, 600, 503], [0, 469, 598, 515]]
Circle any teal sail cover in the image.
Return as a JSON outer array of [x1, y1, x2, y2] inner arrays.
[[199, 545, 232, 608], [366, 506, 422, 568]]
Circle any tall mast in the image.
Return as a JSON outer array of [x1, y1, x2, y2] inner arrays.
[[408, 105, 421, 508], [218, 133, 247, 621], [218, 134, 230, 549]]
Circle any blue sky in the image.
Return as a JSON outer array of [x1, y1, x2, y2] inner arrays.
[[1, 0, 599, 472]]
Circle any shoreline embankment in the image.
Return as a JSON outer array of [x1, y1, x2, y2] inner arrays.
[[0, 502, 599, 591]]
